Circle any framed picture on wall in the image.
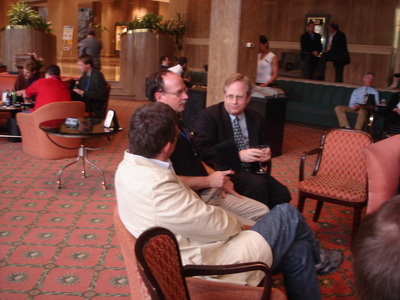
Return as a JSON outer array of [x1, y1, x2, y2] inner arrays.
[[306, 14, 330, 52]]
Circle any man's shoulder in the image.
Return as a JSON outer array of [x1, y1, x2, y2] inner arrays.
[[202, 102, 225, 116]]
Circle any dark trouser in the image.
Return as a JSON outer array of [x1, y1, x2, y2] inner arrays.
[[302, 54, 319, 79], [315, 52, 345, 83], [250, 204, 321, 300], [231, 171, 291, 209]]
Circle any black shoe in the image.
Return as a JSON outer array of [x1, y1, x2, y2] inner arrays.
[[315, 249, 344, 276]]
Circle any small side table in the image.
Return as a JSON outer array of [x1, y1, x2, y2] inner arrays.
[[39, 118, 123, 190]]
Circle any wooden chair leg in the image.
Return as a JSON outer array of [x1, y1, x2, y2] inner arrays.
[[313, 201, 323, 222], [297, 193, 307, 212]]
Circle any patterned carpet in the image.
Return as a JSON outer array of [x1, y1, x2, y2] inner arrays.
[[0, 99, 359, 299]]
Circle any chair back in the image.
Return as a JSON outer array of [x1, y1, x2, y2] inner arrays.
[[316, 129, 373, 184], [135, 227, 191, 300], [113, 208, 151, 300], [363, 135, 400, 214]]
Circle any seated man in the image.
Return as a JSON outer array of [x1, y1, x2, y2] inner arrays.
[[71, 54, 108, 118], [334, 72, 379, 130], [159, 55, 171, 69], [115, 102, 344, 300], [148, 69, 269, 225], [16, 65, 71, 112], [14, 60, 44, 91], [168, 56, 192, 88], [353, 195, 400, 300], [193, 73, 291, 208]]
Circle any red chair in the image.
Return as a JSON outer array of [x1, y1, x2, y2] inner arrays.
[[298, 128, 373, 239], [113, 208, 287, 300]]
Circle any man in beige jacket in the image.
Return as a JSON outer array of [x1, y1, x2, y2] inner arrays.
[[115, 102, 343, 300]]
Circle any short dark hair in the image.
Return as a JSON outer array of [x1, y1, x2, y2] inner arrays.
[[259, 35, 268, 44], [353, 195, 400, 300], [223, 73, 252, 98], [329, 21, 339, 31], [87, 29, 95, 36], [45, 65, 60, 76], [147, 69, 172, 102], [308, 21, 315, 26], [78, 54, 94, 67], [128, 102, 178, 158], [364, 72, 375, 78], [178, 57, 188, 66], [160, 56, 168, 64]]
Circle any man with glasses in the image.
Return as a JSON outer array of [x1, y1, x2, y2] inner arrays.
[[147, 69, 270, 225], [193, 73, 291, 209]]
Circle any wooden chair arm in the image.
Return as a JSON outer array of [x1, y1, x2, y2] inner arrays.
[[183, 262, 272, 299], [299, 147, 322, 182]]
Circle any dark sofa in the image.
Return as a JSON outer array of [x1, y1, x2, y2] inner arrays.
[[276, 78, 395, 134]]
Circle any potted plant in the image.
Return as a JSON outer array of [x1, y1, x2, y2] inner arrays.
[[7, 2, 53, 33]]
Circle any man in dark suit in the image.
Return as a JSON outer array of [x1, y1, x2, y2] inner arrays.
[[300, 21, 322, 79], [193, 73, 291, 208], [314, 21, 351, 83], [380, 92, 400, 134], [71, 54, 108, 118]]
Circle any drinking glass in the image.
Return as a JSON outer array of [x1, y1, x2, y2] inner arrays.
[[255, 145, 270, 174]]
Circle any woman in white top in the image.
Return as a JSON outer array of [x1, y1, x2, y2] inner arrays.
[[256, 35, 278, 87]]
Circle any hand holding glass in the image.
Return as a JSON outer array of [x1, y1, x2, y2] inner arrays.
[[255, 145, 270, 174]]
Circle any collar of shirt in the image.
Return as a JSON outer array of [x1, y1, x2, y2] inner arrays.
[[229, 112, 249, 145], [148, 157, 174, 171]]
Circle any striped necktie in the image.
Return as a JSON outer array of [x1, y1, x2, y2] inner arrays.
[[233, 117, 251, 171]]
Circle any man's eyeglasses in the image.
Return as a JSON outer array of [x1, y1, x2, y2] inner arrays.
[[162, 88, 188, 98], [225, 94, 246, 101]]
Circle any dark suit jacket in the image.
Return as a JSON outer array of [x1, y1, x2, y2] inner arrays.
[[300, 32, 322, 54], [328, 30, 351, 66], [76, 68, 108, 118], [193, 102, 269, 173]]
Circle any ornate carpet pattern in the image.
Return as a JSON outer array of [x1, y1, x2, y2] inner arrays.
[[0, 99, 359, 299]]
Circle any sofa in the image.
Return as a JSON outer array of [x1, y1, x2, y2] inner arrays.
[[276, 78, 395, 134]]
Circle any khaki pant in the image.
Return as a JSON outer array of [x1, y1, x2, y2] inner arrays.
[[334, 105, 369, 130]]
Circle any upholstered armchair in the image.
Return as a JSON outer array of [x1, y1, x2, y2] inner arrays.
[[113, 208, 287, 300], [362, 134, 400, 214], [298, 128, 373, 239], [16, 101, 86, 160]]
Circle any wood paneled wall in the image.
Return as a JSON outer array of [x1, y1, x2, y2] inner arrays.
[[185, 0, 399, 87]]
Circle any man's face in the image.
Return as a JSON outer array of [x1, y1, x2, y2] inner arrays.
[[308, 23, 315, 34], [155, 72, 188, 113], [23, 68, 36, 80], [223, 80, 250, 116], [363, 74, 374, 87], [163, 57, 171, 67], [77, 60, 91, 73]]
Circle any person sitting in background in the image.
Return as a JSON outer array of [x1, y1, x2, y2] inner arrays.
[[71, 54, 108, 118], [16, 65, 71, 113], [334, 72, 379, 130], [256, 35, 278, 87], [169, 56, 192, 88], [116, 101, 344, 300], [14, 60, 44, 91], [353, 195, 400, 300], [300, 21, 322, 79], [159, 56, 171, 69], [380, 91, 400, 135]]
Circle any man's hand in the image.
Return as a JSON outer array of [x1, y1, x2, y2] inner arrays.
[[221, 179, 244, 199], [206, 170, 234, 188], [352, 105, 360, 111], [73, 88, 84, 96], [312, 51, 319, 57], [239, 148, 271, 163], [393, 107, 400, 115]]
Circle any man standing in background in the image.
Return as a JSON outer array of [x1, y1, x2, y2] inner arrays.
[[300, 21, 322, 79], [79, 29, 103, 70]]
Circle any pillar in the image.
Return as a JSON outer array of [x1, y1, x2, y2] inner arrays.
[[48, 0, 79, 60], [207, 0, 263, 106], [100, 0, 114, 57]]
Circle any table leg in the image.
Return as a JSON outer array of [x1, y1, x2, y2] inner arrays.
[[57, 145, 107, 190]]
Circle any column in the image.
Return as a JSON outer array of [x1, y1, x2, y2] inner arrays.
[[48, 0, 79, 60], [100, 0, 114, 57], [207, 0, 262, 106]]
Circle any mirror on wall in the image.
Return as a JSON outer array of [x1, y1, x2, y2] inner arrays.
[[305, 14, 330, 52]]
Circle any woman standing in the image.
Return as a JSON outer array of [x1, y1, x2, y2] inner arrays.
[[256, 35, 278, 87]]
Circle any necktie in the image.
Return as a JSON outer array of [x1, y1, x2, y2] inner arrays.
[[85, 76, 91, 90], [364, 87, 368, 103], [233, 117, 250, 171]]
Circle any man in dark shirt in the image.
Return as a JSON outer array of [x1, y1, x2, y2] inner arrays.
[[300, 21, 322, 79]]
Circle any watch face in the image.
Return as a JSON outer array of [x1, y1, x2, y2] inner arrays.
[[104, 110, 114, 128]]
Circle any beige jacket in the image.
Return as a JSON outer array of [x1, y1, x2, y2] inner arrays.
[[115, 151, 272, 286]]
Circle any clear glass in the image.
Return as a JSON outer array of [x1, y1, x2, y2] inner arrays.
[[254, 145, 270, 174]]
